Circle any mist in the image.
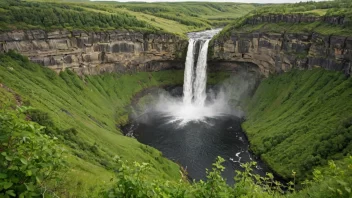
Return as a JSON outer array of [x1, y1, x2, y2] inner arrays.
[[131, 71, 259, 127]]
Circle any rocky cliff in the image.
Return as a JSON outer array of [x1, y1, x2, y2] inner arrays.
[[209, 13, 352, 77], [0, 30, 188, 75], [210, 32, 352, 77]]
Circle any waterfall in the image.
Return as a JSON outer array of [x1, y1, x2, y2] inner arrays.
[[183, 39, 195, 105], [183, 29, 219, 107], [151, 29, 226, 126], [193, 40, 210, 106]]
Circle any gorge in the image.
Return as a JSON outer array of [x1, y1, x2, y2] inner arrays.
[[127, 29, 269, 183], [0, 0, 351, 197]]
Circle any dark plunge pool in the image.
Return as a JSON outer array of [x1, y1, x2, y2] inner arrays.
[[126, 87, 273, 184]]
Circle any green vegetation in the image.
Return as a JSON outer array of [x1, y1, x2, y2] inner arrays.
[[0, 0, 154, 32], [250, 0, 352, 16], [227, 21, 352, 37], [0, 0, 255, 36], [216, 0, 352, 39], [243, 69, 352, 181], [0, 55, 352, 198], [0, 107, 64, 197], [104, 156, 352, 198], [1, 0, 352, 196], [0, 52, 184, 196], [115, 2, 255, 27], [1, 105, 351, 197], [0, 52, 234, 196]]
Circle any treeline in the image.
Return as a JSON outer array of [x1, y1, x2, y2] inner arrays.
[[253, 0, 352, 15], [0, 0, 152, 31], [120, 5, 171, 14], [215, 0, 352, 39]]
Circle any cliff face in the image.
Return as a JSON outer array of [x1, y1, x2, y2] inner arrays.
[[210, 32, 352, 77], [210, 13, 352, 77], [0, 30, 188, 75]]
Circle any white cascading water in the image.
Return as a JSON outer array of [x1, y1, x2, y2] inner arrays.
[[183, 39, 195, 105], [152, 29, 239, 126], [193, 40, 210, 106]]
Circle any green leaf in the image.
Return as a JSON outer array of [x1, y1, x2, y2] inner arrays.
[[29, 123, 35, 132], [6, 190, 16, 197], [35, 176, 41, 184], [26, 170, 32, 176], [3, 182, 13, 190], [25, 183, 35, 191], [20, 158, 28, 165], [337, 180, 347, 186], [5, 156, 12, 161], [0, 173, 7, 179]]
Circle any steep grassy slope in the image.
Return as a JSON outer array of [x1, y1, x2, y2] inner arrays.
[[0, 52, 231, 196], [243, 69, 352, 180], [0, 52, 185, 196], [2, 0, 255, 36]]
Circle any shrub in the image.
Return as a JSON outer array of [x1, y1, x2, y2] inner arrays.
[[0, 107, 64, 197]]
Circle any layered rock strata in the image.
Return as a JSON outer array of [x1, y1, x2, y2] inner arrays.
[[211, 32, 352, 77], [0, 30, 188, 75], [209, 13, 352, 77]]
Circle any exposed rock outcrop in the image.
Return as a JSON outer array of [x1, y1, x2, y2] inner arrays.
[[0, 30, 188, 75], [210, 32, 352, 77]]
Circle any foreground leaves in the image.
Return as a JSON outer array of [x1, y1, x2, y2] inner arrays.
[[0, 108, 64, 198]]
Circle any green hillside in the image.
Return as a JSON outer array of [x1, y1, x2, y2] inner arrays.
[[0, 52, 232, 197], [0, 0, 352, 197], [0, 52, 184, 196], [217, 0, 352, 39], [2, 54, 351, 197], [0, 0, 255, 36], [243, 69, 352, 181]]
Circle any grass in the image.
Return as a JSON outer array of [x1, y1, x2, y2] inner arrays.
[[301, 9, 328, 16], [215, 0, 352, 40], [0, 52, 185, 196], [0, 52, 229, 196], [243, 69, 352, 181], [22, 0, 255, 36], [79, 6, 198, 37], [229, 21, 352, 37]]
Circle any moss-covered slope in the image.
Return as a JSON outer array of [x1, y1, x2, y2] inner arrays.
[[243, 69, 352, 180], [0, 52, 185, 196]]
